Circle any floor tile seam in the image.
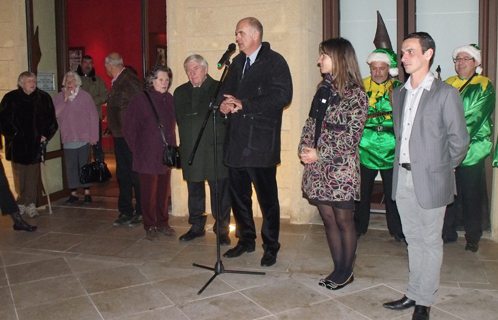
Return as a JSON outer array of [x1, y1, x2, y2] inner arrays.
[[429, 305, 466, 320], [14, 292, 94, 312], [52, 205, 119, 212], [85, 279, 163, 296], [8, 270, 76, 286], [232, 290, 275, 317], [1, 255, 62, 268], [323, 298, 375, 320]]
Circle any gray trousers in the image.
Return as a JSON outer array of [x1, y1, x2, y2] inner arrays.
[[64, 144, 92, 189], [12, 162, 39, 205], [396, 167, 445, 307]]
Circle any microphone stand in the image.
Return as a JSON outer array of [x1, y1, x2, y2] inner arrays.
[[189, 58, 265, 295]]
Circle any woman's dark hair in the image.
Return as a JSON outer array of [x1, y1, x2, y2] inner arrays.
[[144, 65, 173, 90], [319, 37, 364, 97]]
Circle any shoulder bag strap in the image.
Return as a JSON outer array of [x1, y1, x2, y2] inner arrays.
[[144, 91, 168, 147]]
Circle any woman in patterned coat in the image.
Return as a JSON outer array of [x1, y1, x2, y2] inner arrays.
[[298, 38, 368, 290]]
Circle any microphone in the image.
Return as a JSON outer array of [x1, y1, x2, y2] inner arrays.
[[217, 43, 236, 67]]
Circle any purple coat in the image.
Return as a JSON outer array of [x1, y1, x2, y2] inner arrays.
[[122, 89, 176, 174]]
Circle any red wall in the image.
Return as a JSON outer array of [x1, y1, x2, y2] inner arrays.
[[68, 0, 143, 89]]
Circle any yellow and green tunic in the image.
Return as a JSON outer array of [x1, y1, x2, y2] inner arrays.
[[358, 77, 401, 170], [445, 74, 495, 166]]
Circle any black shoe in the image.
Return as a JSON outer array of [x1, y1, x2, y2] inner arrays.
[[128, 214, 143, 227], [157, 226, 176, 236], [465, 241, 479, 253], [219, 234, 231, 246], [179, 230, 205, 242], [412, 305, 430, 320], [318, 279, 336, 290], [113, 215, 133, 226], [10, 211, 37, 232], [65, 195, 78, 204], [261, 251, 277, 267], [223, 244, 255, 258], [442, 235, 457, 244], [356, 231, 365, 240], [383, 295, 416, 310], [331, 273, 354, 290], [84, 195, 92, 205], [394, 234, 407, 244]]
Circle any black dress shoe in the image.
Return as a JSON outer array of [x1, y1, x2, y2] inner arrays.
[[13, 222, 37, 232], [442, 235, 457, 244], [179, 230, 205, 242], [218, 234, 231, 246], [223, 244, 255, 258], [260, 251, 277, 267], [412, 305, 430, 320], [383, 295, 416, 310], [319, 274, 354, 290], [394, 234, 407, 244], [465, 241, 479, 252]]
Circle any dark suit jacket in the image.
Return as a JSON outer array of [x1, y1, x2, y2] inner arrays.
[[391, 77, 469, 209]]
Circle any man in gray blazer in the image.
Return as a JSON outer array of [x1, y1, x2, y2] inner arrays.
[[383, 32, 469, 320]]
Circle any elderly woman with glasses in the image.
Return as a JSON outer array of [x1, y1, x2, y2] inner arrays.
[[122, 65, 177, 241], [54, 71, 99, 205]]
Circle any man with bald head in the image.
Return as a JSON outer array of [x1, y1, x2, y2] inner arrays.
[[105, 53, 143, 227], [218, 17, 293, 267]]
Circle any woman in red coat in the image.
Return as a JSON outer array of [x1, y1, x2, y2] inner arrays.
[[298, 38, 368, 290], [122, 65, 177, 241]]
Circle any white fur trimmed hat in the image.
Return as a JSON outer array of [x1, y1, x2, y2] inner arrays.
[[452, 44, 482, 74], [367, 48, 399, 77]]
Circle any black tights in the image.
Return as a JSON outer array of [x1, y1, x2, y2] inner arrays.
[[318, 204, 357, 283]]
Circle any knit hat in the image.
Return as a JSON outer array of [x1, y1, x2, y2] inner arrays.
[[367, 48, 399, 77], [452, 44, 482, 74]]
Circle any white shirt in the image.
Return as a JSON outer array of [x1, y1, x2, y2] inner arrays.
[[399, 72, 435, 164]]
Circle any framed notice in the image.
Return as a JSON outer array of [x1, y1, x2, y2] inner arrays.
[[69, 47, 85, 71], [156, 46, 166, 66], [37, 72, 55, 91]]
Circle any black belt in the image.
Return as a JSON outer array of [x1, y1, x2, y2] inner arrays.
[[401, 163, 411, 171], [368, 126, 394, 132]]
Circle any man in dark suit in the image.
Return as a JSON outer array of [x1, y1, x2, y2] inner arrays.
[[105, 53, 143, 227], [383, 32, 469, 320], [218, 17, 293, 267], [173, 54, 231, 245]]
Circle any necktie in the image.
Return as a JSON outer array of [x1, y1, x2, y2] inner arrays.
[[243, 57, 251, 77]]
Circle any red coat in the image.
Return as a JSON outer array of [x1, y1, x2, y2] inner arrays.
[[122, 89, 176, 174]]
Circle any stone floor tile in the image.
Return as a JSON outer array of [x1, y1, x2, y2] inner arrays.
[[354, 254, 409, 280], [435, 290, 498, 320], [116, 237, 186, 261], [288, 250, 334, 274], [220, 270, 291, 290], [440, 258, 487, 283], [275, 299, 369, 320], [177, 292, 270, 320], [10, 274, 86, 309], [240, 278, 329, 314], [32, 216, 77, 231], [22, 232, 89, 251], [356, 236, 408, 257], [299, 234, 330, 252], [476, 240, 498, 261], [154, 271, 235, 305], [77, 264, 150, 294], [65, 257, 129, 274], [95, 224, 147, 240], [119, 306, 189, 320], [67, 235, 136, 256], [5, 257, 72, 284], [335, 284, 413, 320], [90, 283, 173, 319], [0, 286, 14, 313], [137, 261, 211, 282], [16, 296, 101, 320], [54, 219, 112, 235], [279, 220, 311, 234]]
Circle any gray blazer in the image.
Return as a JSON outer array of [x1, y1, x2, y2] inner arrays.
[[391, 78, 470, 209]]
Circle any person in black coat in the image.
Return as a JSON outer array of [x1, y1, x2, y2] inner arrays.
[[218, 17, 293, 267], [0, 71, 58, 218]]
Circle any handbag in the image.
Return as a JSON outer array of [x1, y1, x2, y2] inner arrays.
[[144, 91, 181, 168], [80, 160, 112, 184]]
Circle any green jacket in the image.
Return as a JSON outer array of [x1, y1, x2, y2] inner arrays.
[[173, 75, 228, 181], [446, 74, 495, 166], [80, 74, 108, 119], [358, 77, 401, 170]]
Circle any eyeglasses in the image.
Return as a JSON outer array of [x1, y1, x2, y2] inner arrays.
[[453, 57, 475, 63]]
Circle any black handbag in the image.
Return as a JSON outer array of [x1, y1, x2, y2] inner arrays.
[[80, 160, 112, 184], [144, 91, 181, 168]]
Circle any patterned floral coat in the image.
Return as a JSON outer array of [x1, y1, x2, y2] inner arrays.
[[299, 85, 368, 202]]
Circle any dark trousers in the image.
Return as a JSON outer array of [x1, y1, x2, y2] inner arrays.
[[92, 119, 105, 162], [187, 178, 231, 235], [12, 162, 39, 206], [138, 171, 170, 230], [229, 166, 280, 254], [354, 164, 404, 237], [114, 137, 141, 217], [443, 160, 487, 243], [0, 160, 18, 215]]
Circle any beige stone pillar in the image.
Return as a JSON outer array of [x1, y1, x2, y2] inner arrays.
[[167, 0, 322, 223]]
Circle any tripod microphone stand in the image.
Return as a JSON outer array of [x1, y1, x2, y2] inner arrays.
[[188, 58, 265, 295]]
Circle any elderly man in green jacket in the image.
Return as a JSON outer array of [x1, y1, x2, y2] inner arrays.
[[173, 54, 231, 245]]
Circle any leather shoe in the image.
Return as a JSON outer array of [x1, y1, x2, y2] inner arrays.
[[394, 234, 407, 244], [223, 244, 255, 258], [383, 295, 416, 310], [412, 305, 430, 320], [179, 230, 205, 242], [261, 251, 277, 267], [442, 235, 457, 244], [218, 234, 231, 246], [465, 241, 479, 252]]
